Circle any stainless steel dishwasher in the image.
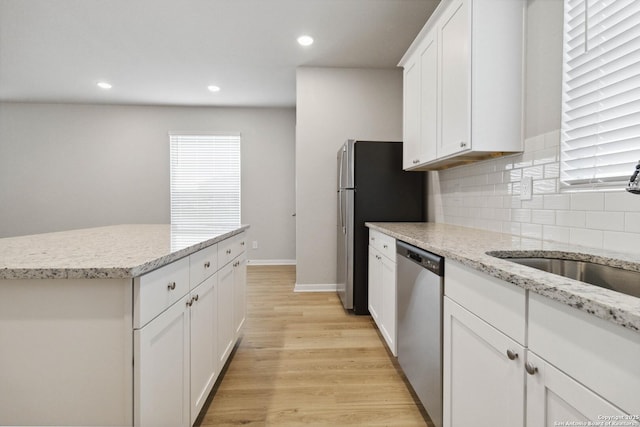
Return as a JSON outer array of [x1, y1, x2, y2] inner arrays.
[[396, 241, 444, 427]]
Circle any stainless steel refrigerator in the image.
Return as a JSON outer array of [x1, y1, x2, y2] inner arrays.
[[337, 140, 425, 314]]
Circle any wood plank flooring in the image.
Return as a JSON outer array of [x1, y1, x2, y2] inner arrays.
[[196, 265, 433, 426]]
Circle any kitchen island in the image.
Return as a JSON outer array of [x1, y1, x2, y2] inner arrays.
[[0, 224, 249, 427]]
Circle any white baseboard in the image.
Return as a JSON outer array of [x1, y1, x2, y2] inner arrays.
[[247, 259, 296, 266], [293, 283, 337, 293]]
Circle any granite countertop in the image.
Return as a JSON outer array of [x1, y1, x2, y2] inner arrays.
[[0, 224, 249, 280], [367, 222, 640, 334]]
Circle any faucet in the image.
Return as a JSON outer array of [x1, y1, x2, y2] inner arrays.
[[627, 161, 640, 194]]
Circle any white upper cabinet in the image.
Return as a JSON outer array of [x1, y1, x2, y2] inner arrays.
[[399, 0, 525, 171]]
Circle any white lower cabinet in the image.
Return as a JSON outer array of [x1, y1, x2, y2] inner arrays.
[[525, 351, 638, 426], [234, 252, 247, 338], [368, 229, 397, 355], [134, 294, 191, 427], [189, 275, 218, 425], [135, 231, 247, 427], [443, 297, 525, 427], [444, 260, 639, 427], [217, 261, 235, 367]]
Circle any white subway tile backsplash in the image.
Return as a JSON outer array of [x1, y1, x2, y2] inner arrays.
[[543, 194, 570, 210], [522, 195, 544, 209], [512, 208, 532, 223], [433, 130, 640, 255], [603, 231, 640, 254], [605, 192, 640, 212], [571, 192, 605, 211], [532, 209, 555, 225], [543, 162, 559, 179], [556, 210, 586, 227], [570, 228, 603, 248], [543, 225, 570, 244], [585, 211, 624, 232], [523, 165, 544, 179], [521, 223, 543, 239], [625, 212, 640, 233]]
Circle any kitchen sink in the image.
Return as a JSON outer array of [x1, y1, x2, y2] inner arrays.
[[489, 255, 640, 299]]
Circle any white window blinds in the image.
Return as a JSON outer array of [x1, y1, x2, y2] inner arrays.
[[169, 133, 241, 227], [560, 0, 640, 189]]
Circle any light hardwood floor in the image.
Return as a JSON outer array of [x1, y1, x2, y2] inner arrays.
[[196, 265, 433, 426]]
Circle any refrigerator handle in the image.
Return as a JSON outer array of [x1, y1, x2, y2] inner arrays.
[[338, 147, 345, 233]]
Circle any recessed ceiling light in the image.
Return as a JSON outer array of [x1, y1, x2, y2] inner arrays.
[[297, 35, 314, 46], [97, 81, 112, 90], [207, 85, 221, 92]]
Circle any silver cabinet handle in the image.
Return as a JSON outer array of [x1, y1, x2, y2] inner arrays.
[[226, 249, 232, 255], [204, 261, 210, 268], [525, 362, 538, 375], [413, 159, 420, 164], [506, 349, 518, 360], [383, 244, 388, 249], [460, 141, 467, 148], [186, 295, 199, 307], [241, 241, 245, 246], [167, 282, 176, 291]]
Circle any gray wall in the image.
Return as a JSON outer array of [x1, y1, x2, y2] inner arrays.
[[295, 67, 403, 287], [524, 0, 563, 138], [0, 102, 296, 263]]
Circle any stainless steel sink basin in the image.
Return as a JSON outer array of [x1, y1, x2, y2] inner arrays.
[[493, 256, 640, 299]]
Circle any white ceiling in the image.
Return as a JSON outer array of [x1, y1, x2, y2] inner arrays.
[[0, 0, 439, 107]]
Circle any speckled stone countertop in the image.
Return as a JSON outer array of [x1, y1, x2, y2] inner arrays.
[[367, 222, 640, 334], [0, 224, 249, 280]]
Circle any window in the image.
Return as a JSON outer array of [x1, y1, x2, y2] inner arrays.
[[169, 133, 241, 228], [560, 0, 640, 190]]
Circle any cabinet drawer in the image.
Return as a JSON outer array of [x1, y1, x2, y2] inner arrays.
[[445, 260, 526, 345], [134, 257, 190, 329], [529, 293, 640, 415], [218, 232, 246, 267], [189, 244, 218, 289], [369, 229, 395, 261]]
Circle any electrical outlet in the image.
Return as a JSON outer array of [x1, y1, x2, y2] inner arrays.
[[252, 241, 258, 249], [521, 176, 533, 201]]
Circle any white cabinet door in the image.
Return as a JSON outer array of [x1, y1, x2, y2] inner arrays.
[[189, 275, 218, 425], [379, 253, 397, 356], [443, 297, 525, 427], [135, 295, 190, 427], [526, 351, 639, 427], [438, 0, 471, 158], [420, 29, 438, 164], [368, 246, 382, 322], [217, 262, 235, 367], [234, 253, 247, 338], [403, 55, 422, 169]]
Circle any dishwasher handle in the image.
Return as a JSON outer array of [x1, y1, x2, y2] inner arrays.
[[397, 240, 444, 277]]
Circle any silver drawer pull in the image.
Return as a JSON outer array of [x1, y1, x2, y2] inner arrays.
[[167, 282, 176, 291], [226, 249, 232, 255], [506, 349, 518, 360], [204, 261, 211, 268], [383, 244, 388, 249], [193, 294, 199, 302], [525, 362, 538, 376]]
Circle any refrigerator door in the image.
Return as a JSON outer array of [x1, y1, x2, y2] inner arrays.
[[336, 188, 354, 309]]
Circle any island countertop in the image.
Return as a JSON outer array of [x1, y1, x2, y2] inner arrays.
[[0, 224, 249, 280], [366, 221, 640, 334]]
